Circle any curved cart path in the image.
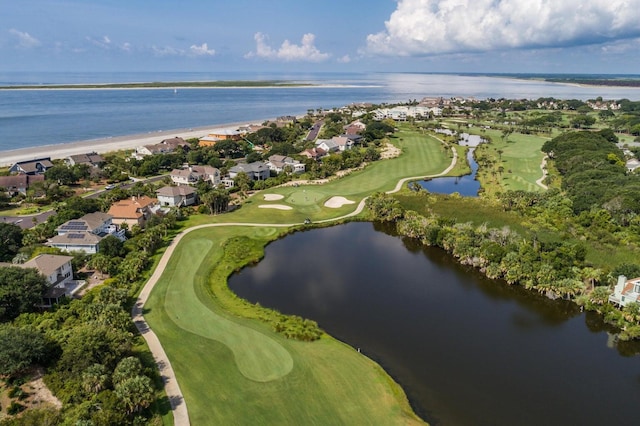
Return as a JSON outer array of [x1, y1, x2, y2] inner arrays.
[[133, 143, 458, 425]]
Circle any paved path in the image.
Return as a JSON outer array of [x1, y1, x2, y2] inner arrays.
[[536, 156, 549, 190], [133, 142, 458, 425]]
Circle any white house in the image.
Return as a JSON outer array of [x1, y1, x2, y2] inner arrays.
[[609, 275, 640, 307], [170, 165, 221, 186], [23, 254, 76, 306], [48, 212, 125, 254], [315, 139, 340, 153], [266, 155, 305, 174], [156, 185, 197, 207]]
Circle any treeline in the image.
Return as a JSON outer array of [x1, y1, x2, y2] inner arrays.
[[1, 208, 181, 424], [542, 130, 640, 220], [365, 192, 640, 341]]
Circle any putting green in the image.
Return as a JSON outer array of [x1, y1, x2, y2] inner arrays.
[[162, 237, 293, 382], [286, 189, 324, 206]]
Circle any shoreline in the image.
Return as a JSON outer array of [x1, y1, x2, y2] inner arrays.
[[0, 120, 270, 167]]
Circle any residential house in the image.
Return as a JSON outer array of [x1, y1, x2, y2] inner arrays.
[[0, 174, 44, 196], [65, 152, 105, 167], [46, 232, 103, 255], [266, 155, 305, 174], [626, 158, 640, 173], [170, 165, 221, 186], [9, 157, 54, 175], [107, 196, 158, 227], [609, 275, 640, 307], [331, 136, 354, 152], [47, 212, 125, 254], [198, 128, 243, 147], [299, 147, 327, 161], [228, 162, 270, 181], [343, 120, 366, 135], [134, 137, 189, 159], [315, 139, 340, 153], [23, 254, 75, 306], [156, 185, 197, 207]]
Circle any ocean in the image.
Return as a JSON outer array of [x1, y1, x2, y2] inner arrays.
[[1, 72, 640, 153]]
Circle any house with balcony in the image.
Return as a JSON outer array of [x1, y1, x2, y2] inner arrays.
[[266, 155, 305, 174], [47, 211, 126, 254], [23, 254, 77, 306], [156, 185, 197, 207], [609, 275, 640, 307], [9, 157, 54, 175], [228, 161, 270, 181], [107, 196, 158, 227], [170, 165, 221, 186]]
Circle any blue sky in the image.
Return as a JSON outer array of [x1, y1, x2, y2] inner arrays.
[[2, 0, 640, 74]]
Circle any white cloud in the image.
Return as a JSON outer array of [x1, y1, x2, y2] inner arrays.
[[152, 45, 184, 56], [121, 42, 132, 52], [86, 35, 112, 49], [8, 29, 40, 48], [366, 0, 640, 56], [189, 42, 215, 56], [246, 32, 330, 62], [337, 54, 351, 63]]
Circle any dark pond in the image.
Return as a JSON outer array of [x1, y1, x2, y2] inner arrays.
[[228, 222, 640, 426], [417, 148, 481, 196]]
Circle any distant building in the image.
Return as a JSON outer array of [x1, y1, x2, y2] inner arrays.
[[65, 152, 104, 167], [266, 155, 305, 174], [0, 174, 44, 196], [9, 157, 54, 175], [228, 162, 270, 181], [134, 137, 189, 159], [170, 165, 221, 186], [299, 147, 327, 161], [198, 128, 243, 147]]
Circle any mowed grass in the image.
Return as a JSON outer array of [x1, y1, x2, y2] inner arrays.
[[473, 129, 547, 194], [222, 128, 452, 224], [144, 226, 423, 425]]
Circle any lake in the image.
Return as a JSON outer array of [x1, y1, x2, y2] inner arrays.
[[228, 222, 640, 426]]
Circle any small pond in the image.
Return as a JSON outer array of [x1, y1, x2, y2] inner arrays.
[[417, 148, 481, 196]]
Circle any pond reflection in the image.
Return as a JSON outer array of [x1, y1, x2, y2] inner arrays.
[[229, 222, 640, 426]]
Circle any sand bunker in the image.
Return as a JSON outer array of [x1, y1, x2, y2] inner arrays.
[[258, 204, 292, 210], [263, 194, 285, 201], [324, 196, 356, 208]]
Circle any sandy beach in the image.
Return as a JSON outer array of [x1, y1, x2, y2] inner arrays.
[[0, 121, 265, 167]]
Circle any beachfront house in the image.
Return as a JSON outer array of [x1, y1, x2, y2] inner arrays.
[[609, 275, 640, 307], [9, 157, 54, 175], [133, 137, 189, 159], [107, 196, 158, 227], [266, 155, 305, 174], [228, 161, 270, 181], [198, 128, 244, 147], [65, 152, 105, 168], [156, 185, 197, 207]]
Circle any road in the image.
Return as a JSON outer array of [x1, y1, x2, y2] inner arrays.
[[0, 175, 167, 229], [133, 143, 458, 425]]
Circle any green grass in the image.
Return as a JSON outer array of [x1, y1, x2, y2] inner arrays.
[[144, 226, 423, 425], [141, 128, 454, 424]]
